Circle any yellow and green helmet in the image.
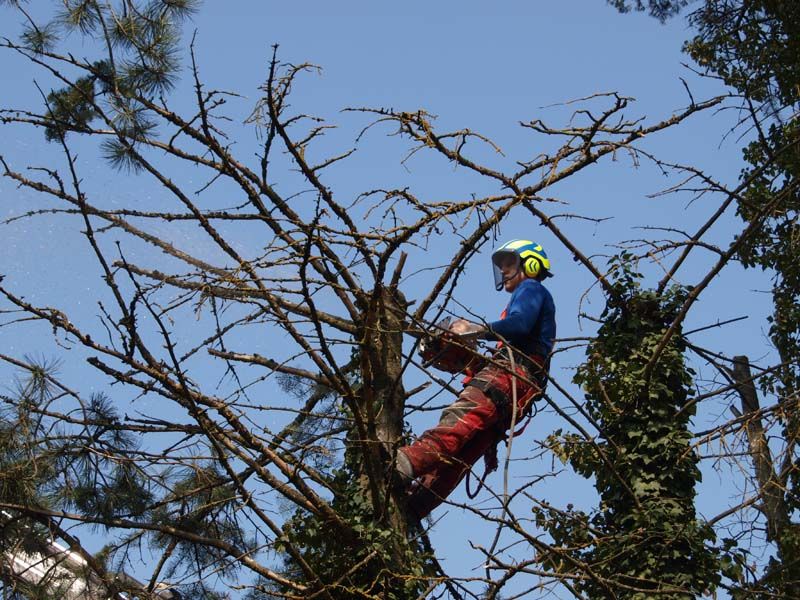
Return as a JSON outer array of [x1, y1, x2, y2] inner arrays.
[[491, 239, 552, 290]]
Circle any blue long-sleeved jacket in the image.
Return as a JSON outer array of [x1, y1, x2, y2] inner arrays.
[[487, 279, 556, 357]]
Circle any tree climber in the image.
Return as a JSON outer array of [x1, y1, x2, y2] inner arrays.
[[396, 240, 556, 518]]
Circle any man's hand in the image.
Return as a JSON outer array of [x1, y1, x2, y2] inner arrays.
[[449, 319, 486, 338]]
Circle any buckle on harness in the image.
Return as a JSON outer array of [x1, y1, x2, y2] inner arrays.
[[466, 378, 510, 409]]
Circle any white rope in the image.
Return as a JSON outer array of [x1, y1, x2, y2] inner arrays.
[[485, 346, 519, 578]]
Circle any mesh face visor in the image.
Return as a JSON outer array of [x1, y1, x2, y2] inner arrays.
[[492, 251, 521, 291]]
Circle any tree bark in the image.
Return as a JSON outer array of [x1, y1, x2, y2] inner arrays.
[[732, 356, 800, 596], [732, 355, 789, 542]]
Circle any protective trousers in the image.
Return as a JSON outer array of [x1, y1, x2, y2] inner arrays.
[[398, 357, 544, 518]]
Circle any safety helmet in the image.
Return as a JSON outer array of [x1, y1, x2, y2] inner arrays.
[[491, 239, 552, 291]]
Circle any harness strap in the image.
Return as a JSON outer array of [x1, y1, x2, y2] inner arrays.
[[465, 378, 510, 410], [463, 359, 546, 492], [465, 364, 543, 420]]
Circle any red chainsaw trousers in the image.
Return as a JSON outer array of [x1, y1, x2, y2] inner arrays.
[[399, 358, 543, 518]]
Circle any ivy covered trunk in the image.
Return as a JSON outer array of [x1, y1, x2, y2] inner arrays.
[[271, 286, 430, 599], [568, 285, 720, 598], [359, 285, 410, 527]]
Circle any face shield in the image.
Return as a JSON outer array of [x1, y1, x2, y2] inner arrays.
[[492, 251, 521, 291]]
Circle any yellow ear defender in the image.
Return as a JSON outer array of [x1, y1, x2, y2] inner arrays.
[[491, 240, 552, 290], [521, 253, 542, 278]]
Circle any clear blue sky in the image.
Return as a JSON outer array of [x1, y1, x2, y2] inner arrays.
[[0, 2, 774, 597]]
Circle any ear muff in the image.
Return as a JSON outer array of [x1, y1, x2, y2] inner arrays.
[[522, 255, 541, 278], [492, 240, 552, 287]]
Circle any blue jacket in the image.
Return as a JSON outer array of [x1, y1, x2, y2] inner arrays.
[[487, 279, 556, 358]]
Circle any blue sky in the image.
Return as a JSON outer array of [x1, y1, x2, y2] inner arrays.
[[0, 1, 777, 597]]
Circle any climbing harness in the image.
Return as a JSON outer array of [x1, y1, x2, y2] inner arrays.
[[464, 348, 544, 500]]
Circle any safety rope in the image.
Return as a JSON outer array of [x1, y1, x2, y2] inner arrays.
[[466, 350, 536, 502], [484, 347, 518, 578]]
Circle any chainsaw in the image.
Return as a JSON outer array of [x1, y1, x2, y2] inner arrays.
[[418, 317, 484, 374]]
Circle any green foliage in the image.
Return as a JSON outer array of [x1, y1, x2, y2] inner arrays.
[[43, 76, 99, 141], [45, 393, 154, 523], [601, 5, 800, 593], [70, 461, 152, 522], [736, 118, 800, 396], [0, 577, 74, 600], [170, 582, 228, 599], [151, 463, 253, 579], [747, 526, 800, 598], [530, 501, 594, 579], [605, 0, 688, 22], [36, 1, 193, 150], [684, 2, 800, 594], [0, 360, 240, 597], [685, 0, 800, 108], [19, 22, 59, 54], [56, 0, 102, 35], [550, 266, 721, 598], [255, 347, 431, 598], [267, 464, 432, 600], [275, 372, 340, 472], [0, 360, 61, 507]]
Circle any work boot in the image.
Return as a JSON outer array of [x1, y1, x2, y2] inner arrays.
[[379, 445, 415, 493], [394, 450, 415, 483], [406, 475, 440, 520]]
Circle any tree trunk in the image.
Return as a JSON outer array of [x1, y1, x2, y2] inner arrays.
[[359, 285, 410, 528], [732, 355, 799, 596], [732, 356, 789, 541]]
